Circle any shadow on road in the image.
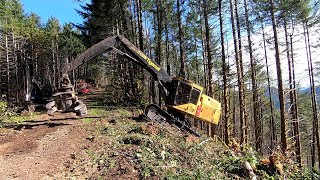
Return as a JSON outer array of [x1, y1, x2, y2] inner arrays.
[[0, 116, 101, 131], [2, 122, 70, 131]]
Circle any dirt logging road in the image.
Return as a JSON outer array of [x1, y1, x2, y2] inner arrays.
[[0, 113, 90, 179], [0, 91, 234, 179], [0, 90, 112, 179]]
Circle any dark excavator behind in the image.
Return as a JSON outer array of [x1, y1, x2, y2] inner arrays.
[[46, 35, 221, 136]]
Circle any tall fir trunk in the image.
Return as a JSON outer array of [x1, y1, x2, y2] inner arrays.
[[51, 40, 56, 88], [197, 0, 207, 90], [261, 18, 276, 149], [234, 0, 247, 144], [244, 0, 260, 150], [229, 0, 246, 144], [194, 36, 200, 84], [198, 16, 206, 130], [131, 0, 137, 45], [56, 40, 60, 87], [200, 17, 207, 92], [289, 22, 301, 167], [203, 0, 215, 137], [203, 0, 213, 97], [134, 0, 145, 103], [147, 32, 156, 103], [177, 0, 186, 78], [156, 0, 163, 106], [164, 1, 170, 76], [304, 21, 320, 170], [219, 0, 230, 145], [284, 20, 301, 166], [5, 35, 10, 97], [233, 87, 237, 138], [137, 0, 144, 51], [156, 0, 163, 66], [270, 0, 287, 152]]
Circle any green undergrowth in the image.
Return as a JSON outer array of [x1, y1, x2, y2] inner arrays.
[[0, 112, 43, 124], [0, 99, 18, 123], [0, 107, 131, 125], [0, 106, 315, 179], [1, 106, 311, 179], [64, 108, 312, 179], [76, 112, 230, 179], [88, 108, 131, 118]]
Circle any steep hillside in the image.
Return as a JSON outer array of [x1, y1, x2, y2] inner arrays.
[[61, 108, 312, 179], [0, 107, 315, 179]]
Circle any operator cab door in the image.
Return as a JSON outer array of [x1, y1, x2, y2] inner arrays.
[[167, 78, 221, 125], [167, 78, 202, 116]]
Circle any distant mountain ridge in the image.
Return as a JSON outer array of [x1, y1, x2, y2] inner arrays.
[[264, 86, 320, 109], [300, 86, 320, 95]]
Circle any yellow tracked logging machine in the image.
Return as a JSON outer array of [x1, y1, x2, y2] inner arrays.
[[46, 35, 221, 136]]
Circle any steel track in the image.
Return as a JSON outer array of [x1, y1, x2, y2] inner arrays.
[[144, 104, 200, 137]]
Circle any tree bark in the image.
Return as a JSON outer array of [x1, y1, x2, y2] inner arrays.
[[244, 0, 260, 151], [156, 0, 163, 106], [229, 0, 246, 144], [269, 0, 287, 152], [304, 21, 320, 170], [261, 18, 276, 150], [289, 22, 301, 167], [177, 0, 186, 78], [219, 0, 230, 145], [164, 1, 170, 76], [137, 0, 144, 51], [284, 20, 301, 167], [203, 0, 213, 97]]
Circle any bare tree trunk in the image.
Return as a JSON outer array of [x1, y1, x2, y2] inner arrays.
[[164, 1, 170, 76], [177, 0, 186, 78], [269, 0, 287, 152], [200, 18, 207, 91], [51, 40, 56, 88], [156, 0, 163, 106], [289, 21, 301, 167], [134, 0, 145, 103], [131, 0, 138, 45], [203, 0, 213, 97], [261, 18, 276, 149], [219, 0, 230, 145], [234, 0, 247, 144], [229, 0, 246, 144], [5, 35, 10, 98], [194, 37, 200, 84], [56, 41, 60, 86], [304, 21, 320, 170], [284, 20, 301, 167], [146, 31, 156, 103], [203, 0, 215, 136], [244, 0, 260, 151], [137, 0, 144, 51]]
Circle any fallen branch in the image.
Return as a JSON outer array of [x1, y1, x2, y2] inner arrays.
[[188, 138, 212, 152], [243, 161, 257, 180], [199, 138, 212, 146]]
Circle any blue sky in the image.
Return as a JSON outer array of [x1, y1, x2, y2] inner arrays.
[[20, 0, 89, 25]]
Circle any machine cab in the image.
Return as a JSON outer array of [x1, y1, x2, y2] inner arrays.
[[166, 77, 221, 124]]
